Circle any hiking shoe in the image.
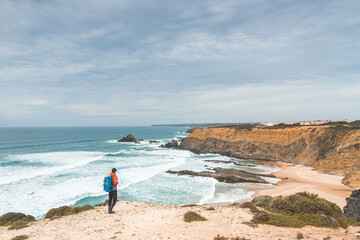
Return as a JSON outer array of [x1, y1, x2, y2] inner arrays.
[[108, 211, 115, 214]]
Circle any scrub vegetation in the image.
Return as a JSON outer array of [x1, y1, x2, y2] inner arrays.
[[183, 211, 206, 222], [246, 192, 360, 228], [11, 235, 29, 240], [45, 205, 94, 219], [214, 235, 251, 240]]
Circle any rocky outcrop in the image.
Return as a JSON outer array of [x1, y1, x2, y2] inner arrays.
[[166, 168, 274, 184], [179, 125, 360, 187], [118, 134, 138, 143], [160, 139, 179, 149], [344, 189, 360, 221]]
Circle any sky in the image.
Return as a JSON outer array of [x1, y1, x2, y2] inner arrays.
[[0, 0, 359, 126]]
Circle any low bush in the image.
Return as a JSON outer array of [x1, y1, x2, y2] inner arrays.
[[251, 195, 273, 209], [214, 235, 251, 240], [297, 232, 304, 239], [181, 204, 199, 207], [0, 212, 35, 226], [11, 235, 29, 240], [45, 205, 94, 219], [240, 202, 253, 208], [251, 192, 359, 228], [242, 221, 258, 228], [184, 211, 206, 222], [8, 221, 29, 230]]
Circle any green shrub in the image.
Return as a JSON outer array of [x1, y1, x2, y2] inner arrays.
[[8, 221, 29, 230], [242, 221, 258, 228], [206, 207, 215, 211], [240, 202, 254, 208], [11, 235, 29, 240], [45, 206, 73, 218], [252, 195, 273, 209], [0, 212, 35, 226], [214, 235, 251, 240], [184, 211, 206, 222], [239, 202, 259, 213], [181, 204, 199, 207], [251, 192, 360, 229], [73, 205, 94, 214], [45, 205, 94, 219]]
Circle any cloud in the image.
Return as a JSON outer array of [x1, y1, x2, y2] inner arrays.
[[0, 0, 359, 126]]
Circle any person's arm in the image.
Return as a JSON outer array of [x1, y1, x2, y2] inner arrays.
[[114, 175, 118, 186]]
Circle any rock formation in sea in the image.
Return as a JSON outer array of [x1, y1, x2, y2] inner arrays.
[[118, 134, 138, 143], [178, 124, 360, 187], [166, 167, 275, 184]]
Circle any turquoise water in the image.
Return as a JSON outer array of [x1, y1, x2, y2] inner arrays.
[[0, 126, 279, 219]]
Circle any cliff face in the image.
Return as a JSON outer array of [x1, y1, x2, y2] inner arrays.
[[179, 126, 360, 187]]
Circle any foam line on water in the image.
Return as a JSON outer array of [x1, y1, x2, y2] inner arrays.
[[118, 157, 187, 190], [0, 151, 104, 185]]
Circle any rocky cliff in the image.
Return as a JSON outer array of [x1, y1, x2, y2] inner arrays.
[[179, 125, 360, 187]]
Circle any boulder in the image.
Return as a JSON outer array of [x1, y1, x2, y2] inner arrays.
[[344, 189, 360, 221], [117, 134, 138, 143], [149, 140, 160, 143]]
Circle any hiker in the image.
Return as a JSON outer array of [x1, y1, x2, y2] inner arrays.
[[108, 168, 118, 214]]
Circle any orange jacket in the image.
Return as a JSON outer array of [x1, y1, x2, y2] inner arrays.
[[110, 172, 118, 191]]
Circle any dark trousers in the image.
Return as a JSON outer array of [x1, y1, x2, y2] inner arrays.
[[108, 190, 117, 211]]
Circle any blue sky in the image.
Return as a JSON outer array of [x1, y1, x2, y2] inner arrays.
[[0, 0, 359, 126]]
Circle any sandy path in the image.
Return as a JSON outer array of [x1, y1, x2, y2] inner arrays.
[[1, 200, 360, 240], [254, 161, 355, 208]]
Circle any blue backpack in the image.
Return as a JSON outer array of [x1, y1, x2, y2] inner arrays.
[[103, 175, 115, 192]]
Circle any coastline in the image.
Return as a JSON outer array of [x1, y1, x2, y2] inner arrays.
[[1, 161, 359, 239], [253, 161, 355, 208]]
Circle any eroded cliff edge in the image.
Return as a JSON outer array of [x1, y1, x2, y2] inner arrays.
[[179, 125, 360, 187]]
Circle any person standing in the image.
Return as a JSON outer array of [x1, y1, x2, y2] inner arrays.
[[108, 168, 118, 214]]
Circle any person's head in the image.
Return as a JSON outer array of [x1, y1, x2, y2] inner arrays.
[[112, 168, 117, 173]]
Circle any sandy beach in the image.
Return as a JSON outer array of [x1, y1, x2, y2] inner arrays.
[[1, 162, 359, 240], [254, 161, 355, 208]]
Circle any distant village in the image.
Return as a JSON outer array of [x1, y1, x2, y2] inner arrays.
[[261, 120, 354, 127]]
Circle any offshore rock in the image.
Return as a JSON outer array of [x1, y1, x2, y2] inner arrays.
[[118, 134, 138, 143], [344, 189, 360, 221], [166, 168, 272, 184], [179, 125, 360, 187], [160, 139, 179, 149]]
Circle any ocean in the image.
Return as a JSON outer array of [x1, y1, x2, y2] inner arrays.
[[0, 126, 279, 219]]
